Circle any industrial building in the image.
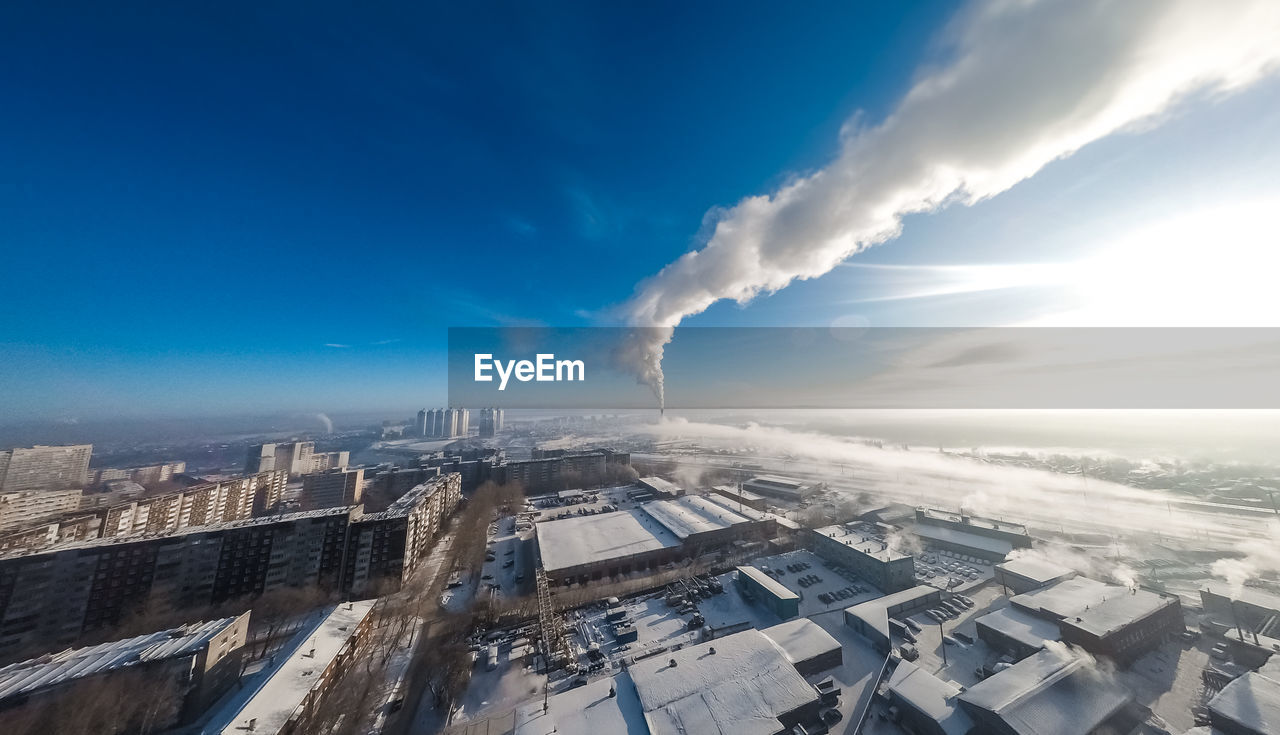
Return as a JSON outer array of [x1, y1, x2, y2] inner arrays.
[[0, 612, 250, 728], [844, 585, 942, 653], [0, 444, 93, 492], [637, 476, 684, 498], [974, 607, 1062, 660], [215, 601, 375, 735], [712, 484, 768, 511], [913, 507, 1032, 562], [516, 628, 830, 735], [994, 556, 1078, 594], [956, 645, 1140, 735], [883, 659, 974, 735], [759, 617, 842, 675], [535, 494, 773, 585], [1200, 587, 1280, 649], [1011, 577, 1184, 665], [741, 475, 814, 501], [806, 522, 916, 592], [302, 467, 365, 509], [1206, 668, 1280, 735], [735, 565, 800, 620], [628, 629, 823, 735]]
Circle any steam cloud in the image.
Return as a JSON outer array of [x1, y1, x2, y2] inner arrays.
[[316, 412, 334, 434], [624, 0, 1280, 406], [1211, 519, 1280, 596]]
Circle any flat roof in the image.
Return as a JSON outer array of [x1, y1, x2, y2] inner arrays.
[[638, 477, 684, 496], [996, 556, 1078, 584], [975, 607, 1061, 651], [885, 660, 974, 735], [919, 508, 1029, 536], [1202, 586, 1280, 613], [642, 495, 754, 540], [628, 629, 817, 735], [515, 673, 647, 735], [814, 523, 910, 562], [1063, 590, 1178, 638], [0, 616, 243, 702], [914, 524, 1013, 557], [845, 585, 940, 638], [1010, 577, 1117, 619], [712, 484, 765, 502], [959, 646, 1131, 735], [217, 600, 375, 735], [746, 475, 804, 488], [536, 508, 681, 573], [737, 565, 800, 601], [700, 493, 772, 522], [1209, 671, 1280, 733], [760, 618, 841, 669]]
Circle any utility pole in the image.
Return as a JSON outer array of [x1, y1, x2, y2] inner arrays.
[[937, 619, 947, 667]]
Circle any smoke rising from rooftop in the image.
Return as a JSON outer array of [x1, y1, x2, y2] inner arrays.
[[623, 0, 1280, 405]]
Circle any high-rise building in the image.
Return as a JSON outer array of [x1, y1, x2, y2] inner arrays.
[[301, 468, 364, 509], [416, 408, 428, 437], [244, 442, 333, 476], [0, 488, 84, 532], [244, 444, 276, 473], [0, 445, 93, 492], [441, 408, 459, 439]]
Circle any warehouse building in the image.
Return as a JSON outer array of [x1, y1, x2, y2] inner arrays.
[[735, 565, 800, 620], [629, 629, 823, 735], [957, 644, 1139, 735], [974, 607, 1062, 661], [742, 475, 814, 501], [1200, 587, 1280, 647], [760, 617, 842, 675], [535, 495, 773, 585], [844, 585, 942, 654], [1011, 577, 1184, 665], [0, 612, 249, 729], [994, 556, 1078, 594], [1207, 669, 1280, 735], [712, 484, 768, 511], [806, 523, 916, 593], [884, 659, 974, 735], [637, 476, 684, 498], [913, 507, 1032, 562]]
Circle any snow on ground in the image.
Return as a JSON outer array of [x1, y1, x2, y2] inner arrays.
[[745, 549, 885, 617]]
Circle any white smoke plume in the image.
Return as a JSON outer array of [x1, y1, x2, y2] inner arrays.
[[1211, 519, 1280, 596], [316, 413, 334, 434], [624, 0, 1280, 406]]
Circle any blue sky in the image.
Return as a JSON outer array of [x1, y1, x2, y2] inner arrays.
[[3, 1, 1279, 421]]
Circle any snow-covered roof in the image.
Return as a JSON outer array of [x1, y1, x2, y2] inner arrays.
[[1010, 577, 1118, 620], [974, 607, 1061, 651], [996, 557, 1078, 585], [958, 645, 1131, 735], [515, 673, 647, 735], [886, 659, 974, 735], [702, 492, 772, 521], [913, 523, 1013, 557], [1063, 590, 1178, 639], [536, 508, 681, 573], [814, 523, 909, 562], [638, 477, 684, 496], [1209, 670, 1280, 734], [216, 600, 375, 735], [844, 585, 939, 638], [641, 495, 754, 540], [0, 615, 243, 702], [737, 565, 799, 601], [760, 618, 841, 669], [628, 629, 818, 735], [712, 484, 765, 502]]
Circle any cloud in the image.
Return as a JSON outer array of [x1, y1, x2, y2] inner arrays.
[[371, 338, 401, 346], [324, 343, 351, 348], [622, 0, 1280, 407]]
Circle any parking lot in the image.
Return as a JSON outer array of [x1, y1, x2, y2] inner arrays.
[[745, 549, 885, 617], [912, 546, 996, 592]]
